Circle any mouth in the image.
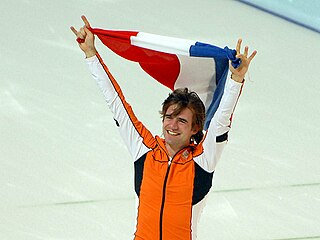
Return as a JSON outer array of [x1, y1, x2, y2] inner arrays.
[[167, 130, 179, 136]]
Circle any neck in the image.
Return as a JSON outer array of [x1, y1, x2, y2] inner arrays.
[[165, 143, 187, 158]]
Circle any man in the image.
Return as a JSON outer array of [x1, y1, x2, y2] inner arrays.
[[71, 16, 256, 240]]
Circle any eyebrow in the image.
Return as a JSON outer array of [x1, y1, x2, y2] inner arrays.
[[165, 114, 188, 123]]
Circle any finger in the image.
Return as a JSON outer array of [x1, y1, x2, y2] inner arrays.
[[80, 27, 86, 37], [71, 26, 86, 44], [71, 26, 85, 41], [244, 46, 249, 57], [236, 38, 242, 54], [235, 53, 245, 60], [70, 26, 78, 36], [248, 50, 257, 62], [81, 15, 91, 28]]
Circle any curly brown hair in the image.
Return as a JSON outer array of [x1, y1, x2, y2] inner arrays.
[[160, 88, 206, 144]]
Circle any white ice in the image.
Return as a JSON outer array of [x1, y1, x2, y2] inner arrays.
[[0, 0, 319, 239]]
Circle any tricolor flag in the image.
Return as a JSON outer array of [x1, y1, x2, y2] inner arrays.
[[90, 28, 240, 129]]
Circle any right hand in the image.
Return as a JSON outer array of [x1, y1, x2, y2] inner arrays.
[[70, 15, 97, 58]]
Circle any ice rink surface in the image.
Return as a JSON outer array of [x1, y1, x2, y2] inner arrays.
[[1, 0, 319, 239]]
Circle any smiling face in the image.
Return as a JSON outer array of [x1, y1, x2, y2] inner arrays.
[[160, 88, 206, 156], [162, 104, 198, 157]]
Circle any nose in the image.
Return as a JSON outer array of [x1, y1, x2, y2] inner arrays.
[[169, 119, 179, 130]]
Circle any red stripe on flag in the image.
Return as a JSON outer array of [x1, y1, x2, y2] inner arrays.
[[91, 28, 180, 90]]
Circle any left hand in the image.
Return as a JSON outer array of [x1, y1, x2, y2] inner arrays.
[[230, 39, 257, 83]]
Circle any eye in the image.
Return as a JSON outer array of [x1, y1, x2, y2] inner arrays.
[[164, 114, 172, 119], [178, 118, 188, 124]]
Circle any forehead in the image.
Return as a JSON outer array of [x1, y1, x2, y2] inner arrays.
[[166, 104, 194, 119]]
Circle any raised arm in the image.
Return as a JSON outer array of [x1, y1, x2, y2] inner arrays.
[[70, 16, 156, 161], [214, 38, 257, 135], [196, 39, 257, 172]]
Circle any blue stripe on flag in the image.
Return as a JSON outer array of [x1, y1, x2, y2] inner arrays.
[[204, 65, 229, 130], [189, 42, 239, 130], [190, 42, 240, 68]]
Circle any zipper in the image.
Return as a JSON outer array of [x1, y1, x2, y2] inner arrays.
[[159, 163, 171, 240], [158, 147, 189, 240]]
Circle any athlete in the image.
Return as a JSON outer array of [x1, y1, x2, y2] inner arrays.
[[71, 15, 256, 240]]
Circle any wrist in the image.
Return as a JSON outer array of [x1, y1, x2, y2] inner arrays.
[[231, 73, 244, 83], [85, 49, 97, 58]]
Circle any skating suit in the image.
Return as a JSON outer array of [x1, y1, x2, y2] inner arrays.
[[86, 53, 243, 240]]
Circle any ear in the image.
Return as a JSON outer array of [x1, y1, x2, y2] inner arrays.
[[191, 125, 199, 135]]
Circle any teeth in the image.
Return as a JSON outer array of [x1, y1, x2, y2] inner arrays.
[[168, 130, 178, 136]]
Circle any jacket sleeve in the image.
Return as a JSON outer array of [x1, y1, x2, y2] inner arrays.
[[194, 74, 244, 172], [85, 53, 157, 161]]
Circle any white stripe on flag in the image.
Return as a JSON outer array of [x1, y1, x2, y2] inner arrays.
[[174, 55, 216, 110], [131, 32, 195, 55]]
